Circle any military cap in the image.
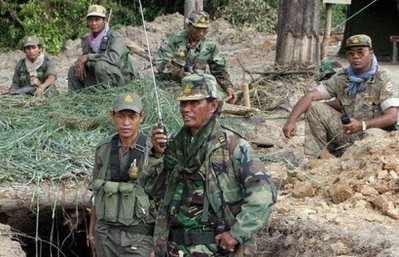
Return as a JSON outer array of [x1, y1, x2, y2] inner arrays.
[[23, 36, 40, 48], [86, 4, 107, 18], [177, 74, 222, 101], [345, 34, 372, 49], [188, 11, 210, 28], [112, 93, 142, 113]]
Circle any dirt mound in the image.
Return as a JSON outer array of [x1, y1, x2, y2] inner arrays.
[[0, 224, 25, 257]]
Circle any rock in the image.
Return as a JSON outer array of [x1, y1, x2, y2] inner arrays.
[[354, 199, 369, 208], [387, 208, 399, 219], [291, 181, 315, 198], [389, 170, 399, 179], [372, 195, 394, 213], [377, 170, 389, 180], [330, 241, 348, 255], [360, 185, 379, 196], [328, 182, 353, 204]]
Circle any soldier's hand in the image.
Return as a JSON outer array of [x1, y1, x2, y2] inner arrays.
[[89, 236, 96, 257], [34, 85, 45, 96], [283, 121, 297, 138], [225, 88, 238, 104], [150, 252, 155, 257], [215, 232, 238, 252], [343, 118, 361, 134], [31, 76, 42, 87], [151, 124, 167, 156], [74, 54, 88, 80]]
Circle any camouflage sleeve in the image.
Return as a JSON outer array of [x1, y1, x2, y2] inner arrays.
[[143, 155, 168, 197], [207, 43, 233, 91], [44, 58, 57, 78], [10, 61, 22, 90], [321, 69, 349, 99], [87, 31, 128, 68], [228, 138, 277, 244], [377, 69, 399, 111], [154, 37, 184, 79]]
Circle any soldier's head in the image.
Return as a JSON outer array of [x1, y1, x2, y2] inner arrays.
[[187, 11, 210, 43], [86, 4, 107, 35], [23, 36, 41, 62], [345, 34, 374, 74], [177, 74, 222, 135], [110, 93, 145, 140]]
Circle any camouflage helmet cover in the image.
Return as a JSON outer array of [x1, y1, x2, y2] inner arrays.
[[188, 11, 210, 28], [177, 74, 222, 101], [345, 34, 372, 49]]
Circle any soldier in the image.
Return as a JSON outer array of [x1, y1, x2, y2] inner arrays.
[[88, 93, 157, 257], [146, 74, 276, 256], [8, 35, 57, 96], [68, 4, 135, 91], [155, 11, 238, 104], [283, 34, 399, 157]]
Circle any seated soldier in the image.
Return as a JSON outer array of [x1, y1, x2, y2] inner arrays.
[[68, 4, 135, 91], [8, 35, 57, 96]]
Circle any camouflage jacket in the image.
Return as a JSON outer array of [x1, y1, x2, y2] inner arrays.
[[155, 30, 233, 92], [11, 56, 56, 89], [82, 29, 134, 76], [316, 67, 399, 122], [145, 119, 276, 255]]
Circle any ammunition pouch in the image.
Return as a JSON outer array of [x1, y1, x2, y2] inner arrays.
[[169, 228, 216, 245], [92, 179, 151, 225]]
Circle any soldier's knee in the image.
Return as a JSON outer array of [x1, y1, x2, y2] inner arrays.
[[93, 61, 110, 74]]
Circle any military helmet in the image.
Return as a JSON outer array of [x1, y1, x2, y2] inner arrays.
[[23, 35, 40, 48], [177, 74, 222, 101], [112, 93, 142, 113], [345, 34, 372, 49], [86, 4, 107, 18], [188, 11, 210, 28]]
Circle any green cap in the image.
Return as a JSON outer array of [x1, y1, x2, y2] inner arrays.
[[177, 74, 222, 101], [345, 34, 372, 49], [188, 11, 210, 28], [86, 4, 107, 18], [24, 36, 40, 48], [112, 93, 142, 113]]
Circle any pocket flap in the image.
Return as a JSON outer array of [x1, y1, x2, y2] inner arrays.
[[92, 179, 105, 192], [119, 182, 135, 195], [103, 181, 120, 195]]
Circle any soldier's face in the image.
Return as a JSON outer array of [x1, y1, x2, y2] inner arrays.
[[87, 16, 106, 35], [180, 99, 218, 135], [187, 24, 208, 42], [24, 45, 40, 62], [346, 47, 373, 74], [111, 110, 144, 140]]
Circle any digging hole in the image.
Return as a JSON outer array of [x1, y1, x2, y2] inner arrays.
[[0, 207, 90, 257]]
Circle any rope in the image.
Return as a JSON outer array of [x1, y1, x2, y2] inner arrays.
[[333, 0, 380, 32]]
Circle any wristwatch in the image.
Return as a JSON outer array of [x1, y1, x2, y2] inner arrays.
[[362, 121, 367, 131]]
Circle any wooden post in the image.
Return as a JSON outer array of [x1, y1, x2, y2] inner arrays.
[[242, 83, 251, 108], [321, 3, 333, 62]]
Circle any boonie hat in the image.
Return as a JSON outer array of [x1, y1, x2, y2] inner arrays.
[[112, 93, 142, 113], [177, 74, 222, 101], [345, 34, 372, 49], [86, 4, 107, 18], [24, 36, 40, 48], [188, 11, 210, 28]]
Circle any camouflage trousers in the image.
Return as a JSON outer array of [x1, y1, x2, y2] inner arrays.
[[95, 223, 153, 257], [67, 61, 133, 91], [304, 102, 363, 157]]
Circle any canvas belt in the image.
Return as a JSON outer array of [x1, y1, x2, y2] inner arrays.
[[99, 222, 154, 236], [169, 228, 216, 245]]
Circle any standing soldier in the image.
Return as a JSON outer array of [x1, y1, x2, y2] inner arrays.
[[88, 93, 156, 257], [146, 74, 276, 256], [8, 35, 57, 96], [68, 5, 135, 91], [155, 11, 238, 104], [283, 34, 399, 157]]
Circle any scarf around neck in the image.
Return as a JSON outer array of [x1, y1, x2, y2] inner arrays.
[[25, 52, 44, 77], [88, 23, 109, 53], [346, 54, 378, 97]]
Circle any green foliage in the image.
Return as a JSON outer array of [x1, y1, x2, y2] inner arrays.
[[219, 0, 278, 34]]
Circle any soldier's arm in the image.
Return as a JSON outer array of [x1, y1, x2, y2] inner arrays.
[[9, 63, 21, 92], [86, 32, 127, 68], [228, 138, 277, 244], [207, 43, 234, 92]]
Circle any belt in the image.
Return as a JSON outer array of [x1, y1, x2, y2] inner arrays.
[[99, 222, 154, 236], [169, 229, 216, 245]]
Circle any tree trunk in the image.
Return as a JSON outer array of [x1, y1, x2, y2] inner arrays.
[[276, 0, 321, 65], [184, 0, 203, 27]]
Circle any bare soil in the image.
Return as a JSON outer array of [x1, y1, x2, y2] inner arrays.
[[1, 13, 399, 257]]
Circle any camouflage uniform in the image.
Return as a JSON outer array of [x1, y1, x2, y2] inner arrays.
[[91, 93, 156, 257], [306, 67, 399, 156], [145, 74, 276, 256], [68, 5, 135, 91], [155, 11, 234, 94]]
